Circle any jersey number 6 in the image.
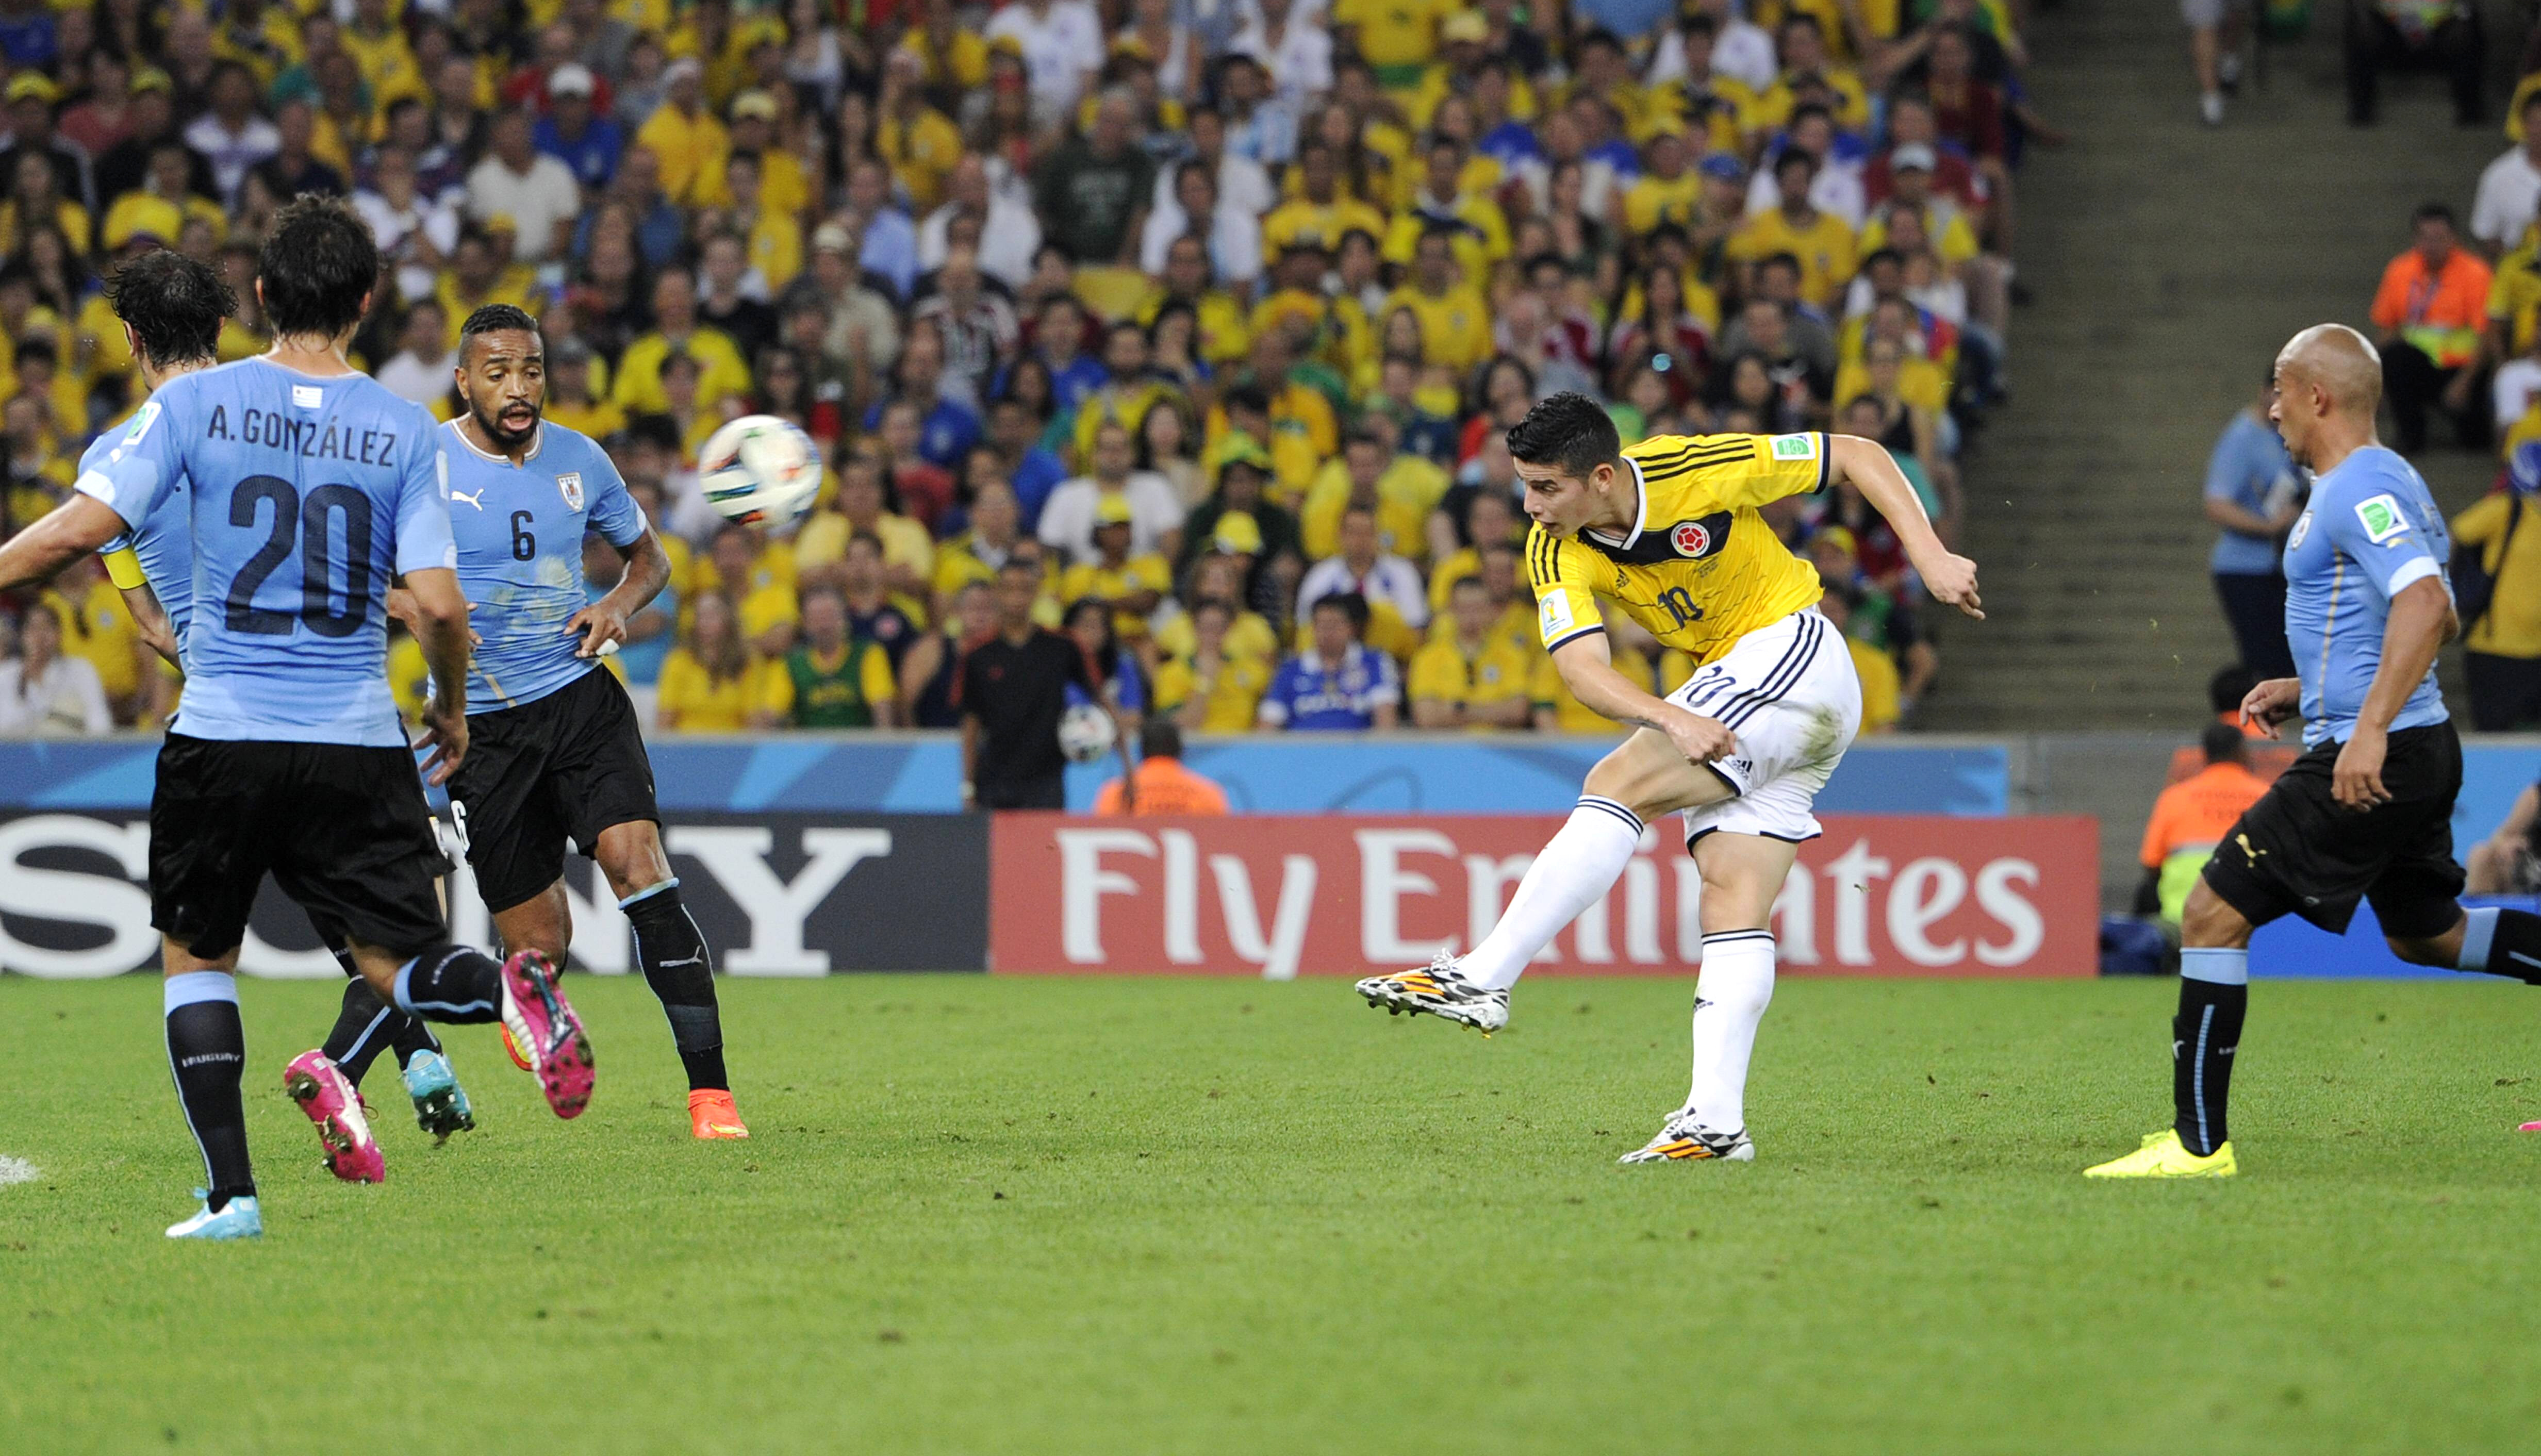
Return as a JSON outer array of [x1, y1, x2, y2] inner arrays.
[[224, 475, 373, 638], [510, 510, 536, 561]]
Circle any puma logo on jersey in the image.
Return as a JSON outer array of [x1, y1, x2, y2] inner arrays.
[[2236, 833, 2265, 861], [450, 487, 487, 510]]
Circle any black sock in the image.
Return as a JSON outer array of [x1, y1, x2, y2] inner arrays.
[[394, 945, 505, 1024], [2463, 907, 2541, 983], [2172, 974, 2247, 1157], [625, 882, 728, 1091], [165, 974, 254, 1210], [320, 975, 443, 1087]]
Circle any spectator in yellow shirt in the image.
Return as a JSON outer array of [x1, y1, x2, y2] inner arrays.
[[1058, 493, 1173, 643], [720, 152, 805, 293], [1742, 15, 1872, 136], [655, 591, 762, 733], [1333, 0, 1460, 89], [614, 269, 753, 416], [1620, 122, 1705, 238], [1820, 583, 1902, 732], [724, 91, 810, 221], [1409, 575, 1533, 730], [1380, 136, 1510, 286], [432, 227, 539, 352], [633, 58, 729, 210], [702, 522, 802, 660], [42, 557, 150, 725], [1262, 140, 1391, 257], [541, 337, 626, 439], [902, 0, 990, 95], [932, 480, 1038, 608], [796, 455, 938, 599], [876, 54, 964, 217], [1302, 423, 1449, 564], [339, 0, 421, 109], [1728, 148, 1859, 309], [1207, 347, 1339, 504], [1381, 223, 1495, 375], [1156, 598, 1275, 732], [1249, 239, 1373, 386], [2453, 447, 2541, 728]]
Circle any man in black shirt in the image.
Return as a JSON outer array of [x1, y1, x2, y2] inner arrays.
[[697, 230, 778, 363], [959, 556, 1109, 810]]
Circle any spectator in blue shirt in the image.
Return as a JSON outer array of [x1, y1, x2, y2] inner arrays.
[[533, 64, 622, 190], [989, 396, 1070, 532], [1041, 295, 1110, 416], [846, 156, 918, 299], [1259, 592, 1402, 731], [0, 0, 56, 68], [571, 140, 682, 267], [2204, 374, 2301, 678], [863, 320, 981, 470]]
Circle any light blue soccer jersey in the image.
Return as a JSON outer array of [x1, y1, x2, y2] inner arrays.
[[73, 357, 455, 747], [87, 426, 196, 655], [2281, 445, 2452, 747], [441, 420, 645, 712]]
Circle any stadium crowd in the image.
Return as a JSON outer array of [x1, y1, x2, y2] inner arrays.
[[2328, 30, 2541, 735], [0, 0, 2048, 741]]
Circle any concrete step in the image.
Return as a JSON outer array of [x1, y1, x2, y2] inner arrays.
[[1921, 0, 2511, 733]]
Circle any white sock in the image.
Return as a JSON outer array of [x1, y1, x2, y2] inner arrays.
[[1684, 931, 1776, 1133], [1455, 797, 1644, 991]]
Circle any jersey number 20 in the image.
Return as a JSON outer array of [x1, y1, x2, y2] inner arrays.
[[225, 475, 373, 638]]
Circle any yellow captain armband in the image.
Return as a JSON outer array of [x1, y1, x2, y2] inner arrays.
[[103, 547, 146, 591]]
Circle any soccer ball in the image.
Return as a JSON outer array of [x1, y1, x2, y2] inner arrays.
[[700, 415, 821, 527], [1058, 703, 1116, 764]]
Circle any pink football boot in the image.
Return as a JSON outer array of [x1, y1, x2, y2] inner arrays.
[[283, 1050, 385, 1183], [499, 950, 594, 1118]]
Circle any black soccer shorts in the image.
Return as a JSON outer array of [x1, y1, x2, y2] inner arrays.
[[151, 735, 451, 961], [2201, 720, 2467, 939], [447, 666, 662, 914]]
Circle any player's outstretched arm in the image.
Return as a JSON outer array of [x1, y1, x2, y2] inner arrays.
[[0, 497, 128, 595], [404, 566, 473, 785], [1551, 632, 1735, 764], [568, 527, 673, 658], [1827, 434, 1984, 620]]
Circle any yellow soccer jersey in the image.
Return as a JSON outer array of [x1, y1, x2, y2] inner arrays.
[[1527, 433, 1829, 666]]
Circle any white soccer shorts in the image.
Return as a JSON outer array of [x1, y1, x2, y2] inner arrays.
[[1663, 606, 1862, 847]]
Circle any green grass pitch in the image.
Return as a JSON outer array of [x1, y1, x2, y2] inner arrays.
[[4, 972, 2539, 1453]]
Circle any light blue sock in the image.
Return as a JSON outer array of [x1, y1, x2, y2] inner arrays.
[[618, 876, 680, 912], [2181, 947, 2249, 985], [164, 971, 238, 1013], [2459, 906, 2501, 973], [390, 957, 421, 1015]]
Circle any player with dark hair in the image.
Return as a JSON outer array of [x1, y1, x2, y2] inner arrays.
[[400, 302, 748, 1140], [90, 249, 235, 665], [1355, 391, 1983, 1165], [0, 194, 596, 1240], [2087, 325, 2541, 1179], [90, 245, 485, 1163]]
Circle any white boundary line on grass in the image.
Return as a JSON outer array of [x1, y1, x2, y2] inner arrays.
[[0, 1155, 38, 1187]]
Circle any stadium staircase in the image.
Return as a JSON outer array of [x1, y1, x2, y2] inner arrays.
[[1923, 0, 2507, 732]]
